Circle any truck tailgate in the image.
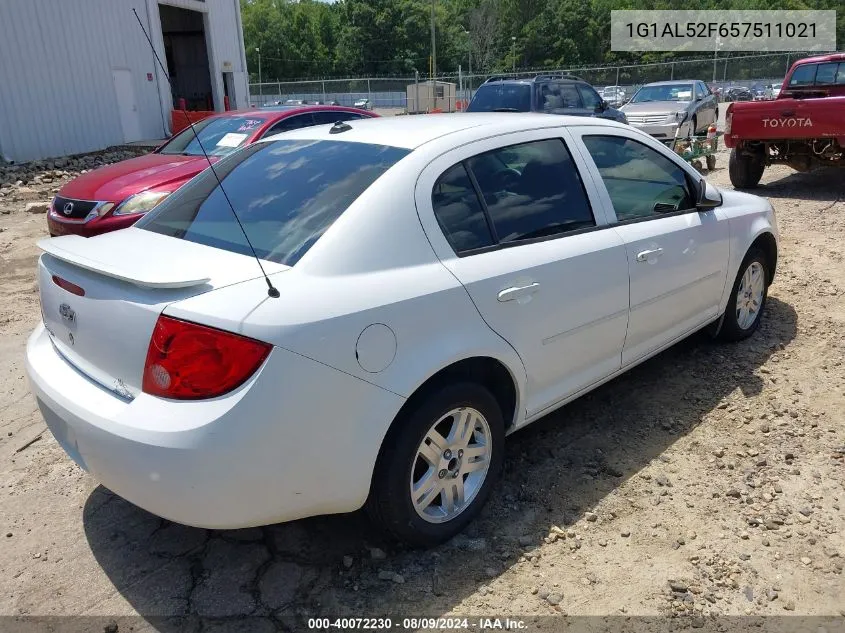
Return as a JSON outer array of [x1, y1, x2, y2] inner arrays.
[[726, 96, 845, 147]]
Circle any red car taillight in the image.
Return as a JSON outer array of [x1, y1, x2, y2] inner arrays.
[[142, 315, 271, 400], [725, 104, 733, 135]]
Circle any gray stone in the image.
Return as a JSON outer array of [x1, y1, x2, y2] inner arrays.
[[585, 512, 598, 522], [669, 581, 688, 593], [342, 556, 354, 569], [369, 547, 387, 560], [546, 593, 563, 606], [24, 201, 49, 214]]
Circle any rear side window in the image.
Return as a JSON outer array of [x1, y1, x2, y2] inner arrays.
[[261, 114, 315, 138], [432, 138, 595, 254], [539, 83, 583, 111], [432, 165, 494, 253], [814, 62, 845, 85], [466, 84, 532, 112], [138, 140, 409, 266], [311, 111, 365, 125]]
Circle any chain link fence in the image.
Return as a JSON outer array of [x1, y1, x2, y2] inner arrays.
[[249, 51, 815, 112]]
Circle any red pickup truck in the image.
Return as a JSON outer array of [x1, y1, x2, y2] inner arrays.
[[724, 52, 845, 188]]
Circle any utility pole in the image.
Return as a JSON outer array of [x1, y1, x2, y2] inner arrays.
[[712, 36, 721, 83], [511, 37, 516, 73], [255, 47, 262, 103], [430, 0, 436, 82]]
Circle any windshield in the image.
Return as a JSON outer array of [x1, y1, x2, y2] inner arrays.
[[630, 84, 693, 103], [158, 116, 266, 157], [138, 140, 410, 266], [466, 84, 532, 112]]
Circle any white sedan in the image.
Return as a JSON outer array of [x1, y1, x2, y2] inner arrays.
[[26, 114, 778, 546]]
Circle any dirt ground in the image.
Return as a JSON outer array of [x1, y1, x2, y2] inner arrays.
[[0, 137, 843, 631]]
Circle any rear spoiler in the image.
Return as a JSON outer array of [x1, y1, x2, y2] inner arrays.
[[38, 235, 211, 289]]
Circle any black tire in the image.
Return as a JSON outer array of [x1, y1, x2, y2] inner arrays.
[[366, 382, 505, 547], [706, 154, 717, 171], [729, 148, 765, 188], [717, 248, 769, 342]]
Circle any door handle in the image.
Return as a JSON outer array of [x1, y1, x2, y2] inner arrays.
[[497, 282, 540, 302], [636, 248, 664, 262]]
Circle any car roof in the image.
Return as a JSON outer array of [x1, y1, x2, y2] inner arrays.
[[206, 105, 367, 121], [641, 80, 698, 86], [264, 112, 628, 150], [793, 52, 845, 65]]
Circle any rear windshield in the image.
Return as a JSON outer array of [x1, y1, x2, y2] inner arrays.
[[158, 116, 267, 157], [138, 139, 409, 266], [467, 84, 532, 112]]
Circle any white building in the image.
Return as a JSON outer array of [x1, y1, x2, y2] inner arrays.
[[0, 0, 251, 163]]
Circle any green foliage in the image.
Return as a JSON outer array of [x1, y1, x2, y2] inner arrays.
[[240, 0, 843, 80]]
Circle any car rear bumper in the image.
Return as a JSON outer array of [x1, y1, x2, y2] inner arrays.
[[26, 323, 405, 528], [47, 213, 143, 238]]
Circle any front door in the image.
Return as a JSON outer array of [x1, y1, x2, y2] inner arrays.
[[112, 69, 143, 143], [571, 128, 730, 365], [415, 129, 630, 418]]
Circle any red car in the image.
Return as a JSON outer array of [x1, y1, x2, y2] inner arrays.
[[724, 52, 845, 188], [48, 105, 376, 237]]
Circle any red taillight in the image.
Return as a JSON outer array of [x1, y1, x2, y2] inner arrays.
[[142, 315, 271, 400], [51, 275, 85, 296], [725, 104, 733, 135]]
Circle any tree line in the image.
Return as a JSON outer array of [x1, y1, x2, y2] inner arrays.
[[240, 0, 844, 81]]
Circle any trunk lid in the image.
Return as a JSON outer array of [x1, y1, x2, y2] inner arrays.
[[37, 228, 287, 399]]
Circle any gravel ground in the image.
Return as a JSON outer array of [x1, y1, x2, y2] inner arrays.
[[0, 139, 843, 631]]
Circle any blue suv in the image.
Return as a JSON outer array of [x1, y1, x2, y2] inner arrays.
[[466, 74, 628, 124]]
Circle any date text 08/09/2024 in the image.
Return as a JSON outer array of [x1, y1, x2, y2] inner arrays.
[[307, 618, 528, 630], [625, 21, 817, 39]]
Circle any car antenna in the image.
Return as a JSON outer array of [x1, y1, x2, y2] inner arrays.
[[131, 9, 280, 299]]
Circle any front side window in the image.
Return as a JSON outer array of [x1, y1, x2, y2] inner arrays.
[[582, 135, 695, 221], [578, 84, 603, 109], [138, 140, 409, 266], [789, 64, 817, 87], [159, 116, 266, 156]]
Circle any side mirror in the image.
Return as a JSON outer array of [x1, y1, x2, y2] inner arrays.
[[596, 100, 609, 112], [697, 178, 722, 209]]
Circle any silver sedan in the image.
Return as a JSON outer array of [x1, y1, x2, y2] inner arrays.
[[620, 80, 718, 143]]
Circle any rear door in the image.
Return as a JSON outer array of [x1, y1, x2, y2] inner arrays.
[[569, 126, 730, 365], [415, 128, 629, 420]]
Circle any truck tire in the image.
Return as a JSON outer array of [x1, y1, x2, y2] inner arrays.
[[729, 148, 764, 189]]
